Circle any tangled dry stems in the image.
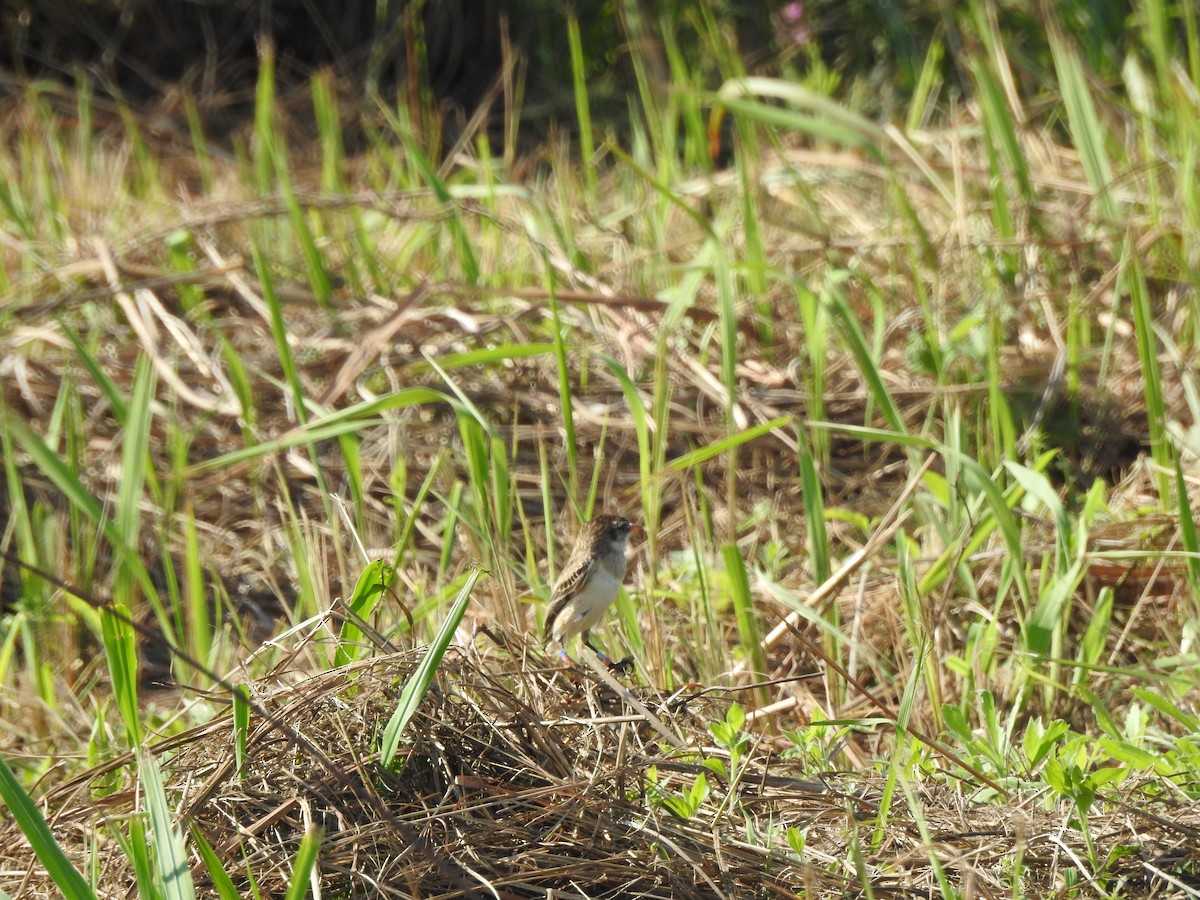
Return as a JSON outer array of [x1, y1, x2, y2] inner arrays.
[[1, 641, 1197, 898]]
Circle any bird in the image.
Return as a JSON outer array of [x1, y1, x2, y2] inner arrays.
[[544, 514, 639, 670]]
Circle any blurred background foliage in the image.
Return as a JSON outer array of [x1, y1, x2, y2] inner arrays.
[[0, 0, 1152, 130]]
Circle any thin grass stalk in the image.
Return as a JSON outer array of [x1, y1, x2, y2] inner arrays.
[[230, 684, 250, 780], [182, 94, 213, 194], [985, 294, 1017, 466], [439, 480, 464, 585], [973, 61, 1019, 280], [394, 452, 443, 577], [605, 358, 659, 670], [116, 355, 166, 622], [545, 279, 579, 501], [1176, 458, 1200, 605], [823, 276, 905, 434], [731, 129, 769, 325], [660, 18, 709, 172], [72, 68, 93, 181], [116, 819, 156, 899], [799, 448, 830, 586], [252, 238, 333, 512], [252, 42, 277, 195], [272, 139, 334, 308], [684, 475, 719, 685], [714, 235, 740, 537], [0, 612, 22, 688]]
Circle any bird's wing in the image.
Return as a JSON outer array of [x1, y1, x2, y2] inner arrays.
[[543, 555, 597, 639]]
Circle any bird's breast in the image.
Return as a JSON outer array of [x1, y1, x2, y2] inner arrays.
[[550, 566, 621, 638]]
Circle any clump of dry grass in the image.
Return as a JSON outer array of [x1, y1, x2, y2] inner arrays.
[[2, 642, 1197, 898]]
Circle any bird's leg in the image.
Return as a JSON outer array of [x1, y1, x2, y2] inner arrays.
[[584, 632, 634, 675], [582, 631, 608, 663]]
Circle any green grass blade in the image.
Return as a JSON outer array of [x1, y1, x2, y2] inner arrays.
[[115, 352, 157, 583], [116, 816, 158, 900], [723, 545, 767, 706], [1048, 19, 1118, 222], [602, 356, 653, 513], [0, 756, 97, 900], [544, 282, 578, 497], [139, 751, 196, 900], [100, 603, 141, 746], [799, 447, 830, 585], [233, 684, 250, 779], [1176, 457, 1200, 597], [254, 238, 311, 429], [824, 281, 906, 434], [189, 827, 241, 900], [283, 826, 322, 900], [62, 324, 127, 421], [567, 11, 597, 202], [334, 560, 395, 668], [380, 567, 486, 768], [184, 387, 445, 475], [667, 417, 793, 473], [1126, 247, 1169, 500]]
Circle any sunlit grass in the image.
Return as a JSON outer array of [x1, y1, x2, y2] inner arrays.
[[1, 2, 1200, 895]]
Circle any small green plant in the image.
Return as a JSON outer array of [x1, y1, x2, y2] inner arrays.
[[655, 770, 710, 822], [782, 707, 853, 770], [705, 703, 751, 780]]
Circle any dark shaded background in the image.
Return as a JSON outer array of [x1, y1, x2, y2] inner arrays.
[[0, 1, 1140, 124]]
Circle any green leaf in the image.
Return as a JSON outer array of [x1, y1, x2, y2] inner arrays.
[[283, 826, 323, 900], [233, 685, 250, 779], [941, 704, 971, 745], [139, 751, 196, 900], [0, 756, 96, 900], [669, 417, 793, 473], [190, 828, 241, 900], [1130, 688, 1200, 732], [726, 703, 745, 734], [1097, 739, 1157, 771], [1024, 719, 1070, 770], [100, 604, 141, 746], [334, 561, 395, 668], [380, 567, 486, 768], [722, 545, 767, 698], [1025, 559, 1084, 656]]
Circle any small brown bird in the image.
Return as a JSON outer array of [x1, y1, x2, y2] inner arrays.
[[544, 514, 639, 669]]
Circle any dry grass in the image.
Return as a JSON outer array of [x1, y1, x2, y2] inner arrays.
[[1, 640, 1197, 898]]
